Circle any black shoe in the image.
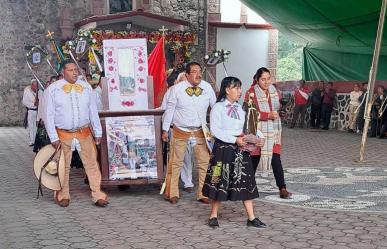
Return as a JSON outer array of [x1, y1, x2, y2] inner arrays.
[[208, 217, 219, 228], [247, 218, 266, 228]]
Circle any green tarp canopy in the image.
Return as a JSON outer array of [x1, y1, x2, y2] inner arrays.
[[241, 0, 387, 81]]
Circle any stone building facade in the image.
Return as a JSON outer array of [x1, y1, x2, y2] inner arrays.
[[0, 0, 207, 126], [0, 0, 93, 126]]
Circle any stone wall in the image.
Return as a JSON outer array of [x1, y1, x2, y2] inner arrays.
[[0, 0, 207, 126], [150, 0, 207, 64], [282, 92, 351, 130], [0, 0, 92, 126]]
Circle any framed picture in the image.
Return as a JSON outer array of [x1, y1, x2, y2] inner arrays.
[[105, 115, 158, 180], [32, 52, 41, 64], [103, 39, 148, 110], [76, 40, 87, 54]]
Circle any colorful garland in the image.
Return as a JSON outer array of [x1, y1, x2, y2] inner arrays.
[[62, 29, 196, 56]]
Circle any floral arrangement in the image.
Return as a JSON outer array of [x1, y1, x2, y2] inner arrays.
[[203, 49, 231, 66], [62, 29, 195, 55], [61, 29, 196, 71]]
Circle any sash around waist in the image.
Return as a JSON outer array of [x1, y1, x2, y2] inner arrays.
[[56, 124, 91, 140], [173, 126, 204, 139]]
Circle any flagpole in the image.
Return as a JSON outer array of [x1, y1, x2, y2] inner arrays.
[[359, 0, 387, 162], [158, 25, 169, 195], [159, 25, 168, 52]]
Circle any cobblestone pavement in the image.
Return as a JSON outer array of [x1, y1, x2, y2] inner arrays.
[[0, 127, 387, 249]]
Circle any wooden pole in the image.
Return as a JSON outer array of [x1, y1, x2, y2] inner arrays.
[[359, 0, 387, 162]]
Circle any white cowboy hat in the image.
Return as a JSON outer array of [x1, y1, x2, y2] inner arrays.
[[33, 145, 65, 191]]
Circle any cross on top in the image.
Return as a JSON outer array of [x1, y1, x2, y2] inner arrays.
[[46, 30, 55, 39], [158, 25, 168, 36]]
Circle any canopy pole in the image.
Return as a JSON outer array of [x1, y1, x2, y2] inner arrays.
[[359, 0, 387, 162]]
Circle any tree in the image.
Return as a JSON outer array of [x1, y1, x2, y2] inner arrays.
[[277, 33, 305, 80], [277, 57, 301, 81]]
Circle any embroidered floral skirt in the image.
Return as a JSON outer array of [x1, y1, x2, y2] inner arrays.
[[202, 140, 259, 201]]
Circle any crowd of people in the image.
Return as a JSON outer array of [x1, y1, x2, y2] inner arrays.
[[22, 57, 387, 229], [161, 62, 291, 228], [22, 59, 315, 229], [290, 81, 387, 138]]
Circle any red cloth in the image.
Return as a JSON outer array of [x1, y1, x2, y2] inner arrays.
[[244, 86, 282, 156], [148, 37, 166, 108], [294, 87, 309, 105]]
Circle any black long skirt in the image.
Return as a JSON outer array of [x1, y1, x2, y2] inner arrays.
[[202, 140, 259, 201]]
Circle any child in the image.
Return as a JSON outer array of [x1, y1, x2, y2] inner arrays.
[[202, 76, 266, 228]]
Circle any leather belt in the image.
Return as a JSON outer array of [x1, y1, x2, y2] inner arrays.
[[56, 124, 91, 140], [173, 126, 204, 139], [59, 124, 90, 133], [180, 126, 201, 131]]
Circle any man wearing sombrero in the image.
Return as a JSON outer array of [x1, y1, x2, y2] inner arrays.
[[43, 60, 108, 207]]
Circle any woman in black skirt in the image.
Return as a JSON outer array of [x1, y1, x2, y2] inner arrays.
[[202, 76, 266, 228]]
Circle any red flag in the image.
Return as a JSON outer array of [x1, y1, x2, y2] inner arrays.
[[148, 37, 166, 108]]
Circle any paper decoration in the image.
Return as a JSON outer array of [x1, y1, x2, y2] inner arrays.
[[103, 39, 148, 110]]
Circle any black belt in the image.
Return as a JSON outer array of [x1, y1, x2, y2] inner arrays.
[[27, 107, 37, 111]]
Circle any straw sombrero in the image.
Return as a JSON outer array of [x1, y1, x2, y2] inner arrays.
[[33, 145, 65, 191]]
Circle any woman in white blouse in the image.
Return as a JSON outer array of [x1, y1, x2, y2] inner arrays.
[[202, 76, 266, 228], [347, 83, 362, 132]]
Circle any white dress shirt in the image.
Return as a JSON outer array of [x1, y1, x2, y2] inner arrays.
[[93, 86, 103, 111], [349, 91, 362, 106], [22, 86, 37, 109], [210, 100, 245, 144], [162, 80, 216, 131], [160, 87, 172, 110], [44, 79, 102, 142], [36, 90, 45, 121]]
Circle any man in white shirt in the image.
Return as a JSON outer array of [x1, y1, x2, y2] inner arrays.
[[44, 61, 108, 208], [22, 79, 38, 146], [162, 62, 216, 204]]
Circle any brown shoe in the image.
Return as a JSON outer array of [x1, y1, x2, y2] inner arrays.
[[169, 197, 178, 204], [57, 199, 70, 207], [55, 192, 69, 207], [183, 187, 194, 193], [198, 198, 210, 204], [279, 188, 292, 199], [94, 199, 109, 207]]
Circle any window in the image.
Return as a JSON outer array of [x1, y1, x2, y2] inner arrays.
[[109, 0, 132, 14]]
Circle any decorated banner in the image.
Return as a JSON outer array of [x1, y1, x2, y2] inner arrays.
[[103, 39, 148, 110], [106, 116, 157, 180]]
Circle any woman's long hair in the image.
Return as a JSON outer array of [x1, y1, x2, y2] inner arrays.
[[216, 76, 242, 103], [252, 67, 270, 86]]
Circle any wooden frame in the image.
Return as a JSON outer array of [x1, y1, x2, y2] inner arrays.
[[99, 109, 164, 186]]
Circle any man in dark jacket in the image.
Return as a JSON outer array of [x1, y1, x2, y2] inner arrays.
[[310, 82, 324, 129], [321, 82, 336, 130]]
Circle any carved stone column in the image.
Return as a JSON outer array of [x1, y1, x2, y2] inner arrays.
[[140, 0, 152, 11], [91, 0, 105, 15], [240, 3, 247, 23], [59, 5, 73, 39], [208, 0, 220, 22], [268, 29, 278, 82], [207, 0, 220, 86]]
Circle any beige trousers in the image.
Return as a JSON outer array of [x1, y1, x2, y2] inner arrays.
[[56, 134, 107, 203], [164, 129, 210, 200], [348, 104, 359, 130]]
